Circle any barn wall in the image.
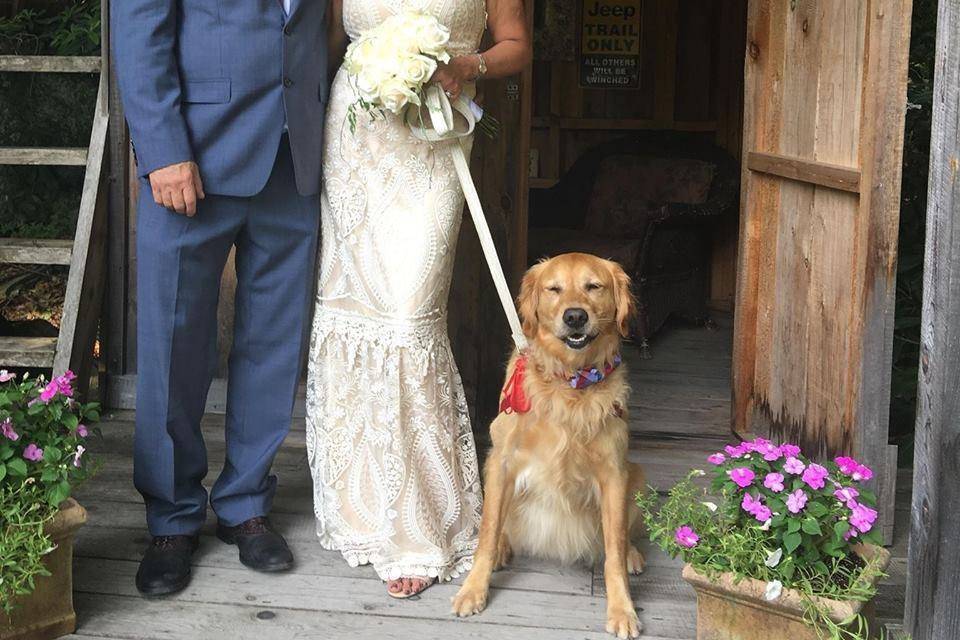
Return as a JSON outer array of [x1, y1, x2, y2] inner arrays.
[[528, 0, 747, 309]]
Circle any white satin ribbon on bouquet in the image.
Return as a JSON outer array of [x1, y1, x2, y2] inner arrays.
[[406, 84, 528, 352]]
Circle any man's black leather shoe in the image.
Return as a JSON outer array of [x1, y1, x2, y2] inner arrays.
[[136, 534, 199, 597], [216, 516, 294, 572]]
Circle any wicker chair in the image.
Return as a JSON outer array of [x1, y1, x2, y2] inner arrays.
[[527, 132, 738, 357]]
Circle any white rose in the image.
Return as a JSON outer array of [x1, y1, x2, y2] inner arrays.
[[379, 77, 419, 114], [416, 18, 450, 60], [399, 54, 437, 86]]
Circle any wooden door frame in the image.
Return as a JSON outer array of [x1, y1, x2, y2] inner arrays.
[[904, 0, 960, 636]]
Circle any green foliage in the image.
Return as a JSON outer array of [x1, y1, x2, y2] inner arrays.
[[0, 1, 100, 240], [0, 370, 99, 614], [889, 0, 937, 464]]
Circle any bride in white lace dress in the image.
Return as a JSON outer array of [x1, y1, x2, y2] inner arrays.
[[306, 0, 530, 597]]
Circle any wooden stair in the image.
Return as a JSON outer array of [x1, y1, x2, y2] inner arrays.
[[0, 39, 110, 385]]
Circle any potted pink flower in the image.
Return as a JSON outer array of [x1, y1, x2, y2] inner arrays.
[[0, 369, 99, 640], [637, 437, 889, 640]]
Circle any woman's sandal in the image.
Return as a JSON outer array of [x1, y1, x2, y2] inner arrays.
[[386, 576, 437, 599]]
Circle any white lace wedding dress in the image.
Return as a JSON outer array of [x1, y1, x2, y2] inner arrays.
[[304, 0, 486, 581]]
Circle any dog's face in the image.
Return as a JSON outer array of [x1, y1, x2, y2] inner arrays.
[[518, 253, 636, 366]]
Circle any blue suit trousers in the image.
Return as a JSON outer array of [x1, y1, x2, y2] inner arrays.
[[134, 137, 319, 535]]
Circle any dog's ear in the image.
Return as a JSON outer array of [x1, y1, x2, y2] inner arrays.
[[609, 261, 637, 338], [518, 261, 545, 339]]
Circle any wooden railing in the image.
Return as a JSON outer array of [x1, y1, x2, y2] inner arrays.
[[0, 0, 109, 387]]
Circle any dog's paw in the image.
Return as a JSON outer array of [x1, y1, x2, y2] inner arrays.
[[606, 606, 642, 639], [451, 585, 488, 617], [627, 545, 646, 575]]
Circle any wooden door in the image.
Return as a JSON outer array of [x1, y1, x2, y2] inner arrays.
[[733, 0, 912, 542], [448, 0, 534, 432]]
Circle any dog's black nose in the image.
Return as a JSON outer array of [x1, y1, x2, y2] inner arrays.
[[563, 308, 589, 329]]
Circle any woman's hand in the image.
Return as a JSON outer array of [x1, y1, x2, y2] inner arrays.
[[430, 55, 480, 100]]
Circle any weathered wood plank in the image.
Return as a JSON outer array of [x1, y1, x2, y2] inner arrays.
[[0, 238, 73, 265], [67, 593, 650, 640], [73, 557, 696, 639], [746, 151, 860, 193], [54, 75, 111, 381], [904, 1, 960, 636], [0, 336, 57, 368], [0, 55, 100, 73], [0, 147, 88, 166]]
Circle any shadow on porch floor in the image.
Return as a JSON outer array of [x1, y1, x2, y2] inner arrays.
[[68, 320, 907, 639]]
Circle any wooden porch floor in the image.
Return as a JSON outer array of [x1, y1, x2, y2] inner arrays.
[[68, 319, 909, 639]]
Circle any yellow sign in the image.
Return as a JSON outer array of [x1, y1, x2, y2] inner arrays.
[[579, 0, 643, 88]]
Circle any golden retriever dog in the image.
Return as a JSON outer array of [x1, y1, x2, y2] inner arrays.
[[452, 253, 646, 639]]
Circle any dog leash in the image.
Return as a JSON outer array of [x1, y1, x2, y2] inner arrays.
[[406, 86, 528, 352]]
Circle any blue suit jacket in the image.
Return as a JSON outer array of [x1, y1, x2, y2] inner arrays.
[[112, 0, 329, 197]]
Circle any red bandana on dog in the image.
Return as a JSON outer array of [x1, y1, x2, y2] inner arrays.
[[499, 353, 623, 415], [499, 354, 533, 414]]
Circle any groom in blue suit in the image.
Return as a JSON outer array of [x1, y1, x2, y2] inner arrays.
[[112, 0, 328, 595]]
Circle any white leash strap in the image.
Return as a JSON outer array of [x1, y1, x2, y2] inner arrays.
[[407, 86, 528, 351]]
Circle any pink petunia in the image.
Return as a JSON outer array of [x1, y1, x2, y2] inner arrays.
[[851, 464, 873, 482], [729, 467, 756, 489], [22, 443, 43, 462], [786, 489, 808, 514], [742, 492, 763, 515], [849, 503, 878, 534], [779, 443, 801, 458], [753, 505, 772, 522], [783, 456, 806, 475], [707, 453, 726, 465], [725, 444, 747, 459], [764, 472, 785, 493], [53, 371, 76, 398], [0, 370, 15, 383], [77, 424, 89, 437], [1, 418, 18, 441], [675, 526, 699, 548], [835, 456, 860, 475], [38, 380, 59, 403], [802, 463, 829, 490], [834, 486, 860, 507]]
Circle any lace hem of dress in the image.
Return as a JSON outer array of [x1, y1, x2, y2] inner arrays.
[[316, 532, 477, 582]]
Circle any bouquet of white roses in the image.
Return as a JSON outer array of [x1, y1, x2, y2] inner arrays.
[[343, 11, 498, 137]]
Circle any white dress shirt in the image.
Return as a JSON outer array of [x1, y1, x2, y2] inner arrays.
[[284, 0, 291, 13]]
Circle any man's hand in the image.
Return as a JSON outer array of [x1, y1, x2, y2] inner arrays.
[[149, 161, 205, 216]]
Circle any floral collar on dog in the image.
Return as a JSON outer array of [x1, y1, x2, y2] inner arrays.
[[568, 354, 622, 390], [499, 353, 623, 415]]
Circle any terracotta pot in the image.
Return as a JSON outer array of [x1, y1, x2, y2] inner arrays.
[[2, 499, 87, 640], [681, 544, 891, 640]]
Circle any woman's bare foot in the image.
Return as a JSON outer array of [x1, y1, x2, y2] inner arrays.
[[386, 576, 436, 598]]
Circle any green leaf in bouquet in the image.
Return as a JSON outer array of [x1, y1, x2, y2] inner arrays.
[[0, 445, 13, 461], [801, 517, 822, 536], [41, 467, 59, 483], [43, 446, 62, 463], [858, 489, 877, 504], [64, 413, 79, 430], [806, 501, 828, 517], [6, 458, 28, 477], [0, 464, 5, 482], [813, 560, 829, 576], [787, 517, 802, 534], [27, 402, 46, 415], [784, 531, 802, 554]]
